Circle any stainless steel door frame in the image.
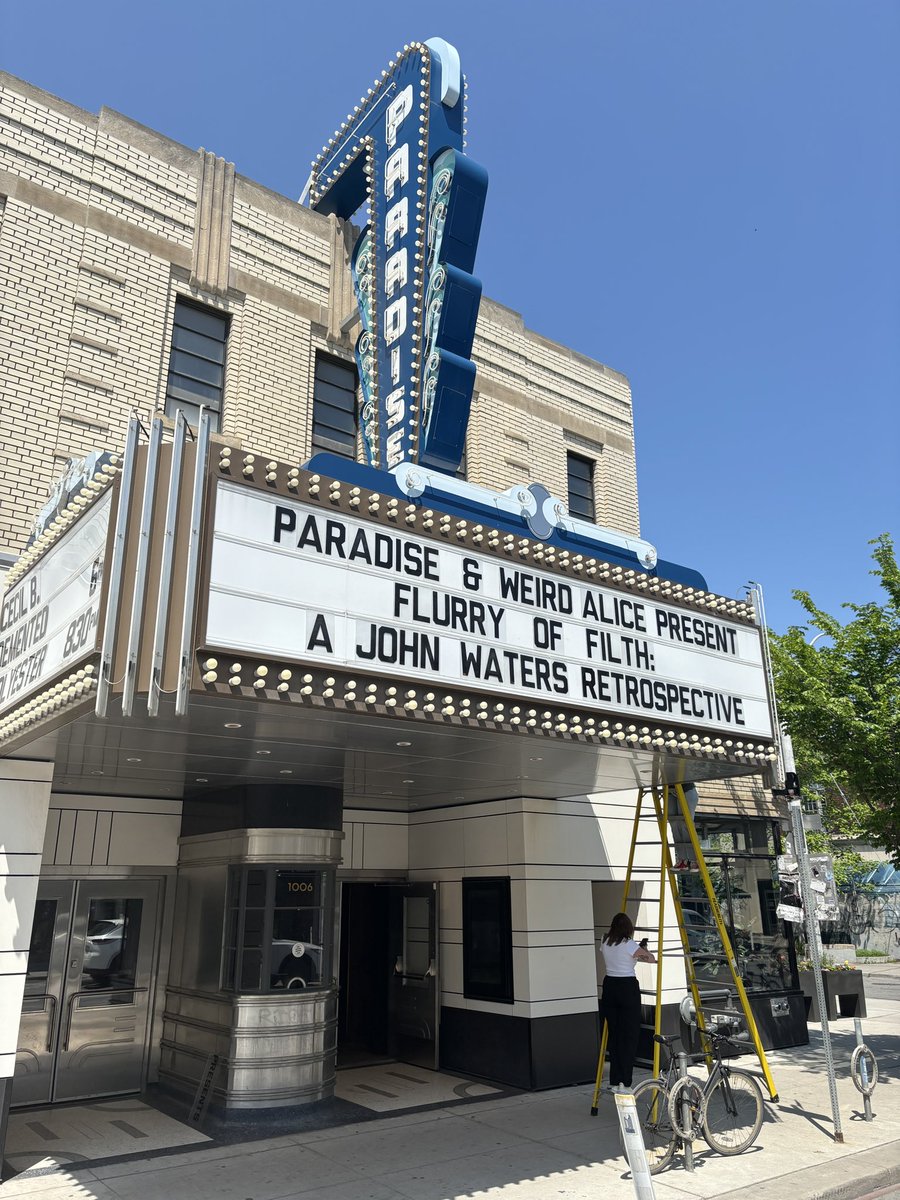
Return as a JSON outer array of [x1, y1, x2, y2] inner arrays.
[[388, 883, 439, 1070], [13, 878, 162, 1106], [13, 880, 74, 1106]]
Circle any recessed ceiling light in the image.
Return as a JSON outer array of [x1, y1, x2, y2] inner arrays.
[[396, 740, 411, 747], [382, 790, 393, 795], [256, 749, 271, 756], [529, 757, 543, 762], [196, 777, 208, 783], [279, 769, 293, 775], [126, 757, 142, 763], [403, 779, 414, 784], [224, 722, 242, 729], [90, 769, 104, 776]]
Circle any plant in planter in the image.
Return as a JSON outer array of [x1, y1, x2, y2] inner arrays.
[[797, 954, 867, 1021]]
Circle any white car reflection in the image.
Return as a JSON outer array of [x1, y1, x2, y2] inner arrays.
[[83, 918, 124, 978]]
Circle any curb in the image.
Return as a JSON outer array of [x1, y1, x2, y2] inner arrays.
[[715, 1140, 900, 1200]]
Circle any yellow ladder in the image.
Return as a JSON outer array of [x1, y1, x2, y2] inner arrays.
[[590, 782, 778, 1113]]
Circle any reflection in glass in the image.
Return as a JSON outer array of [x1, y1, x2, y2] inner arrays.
[[686, 816, 796, 995], [222, 866, 331, 993], [22, 899, 59, 1012], [80, 897, 143, 1005]]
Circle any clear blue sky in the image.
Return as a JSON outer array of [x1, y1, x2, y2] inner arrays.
[[5, 0, 898, 632]]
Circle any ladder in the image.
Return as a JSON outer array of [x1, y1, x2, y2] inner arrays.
[[590, 782, 779, 1113]]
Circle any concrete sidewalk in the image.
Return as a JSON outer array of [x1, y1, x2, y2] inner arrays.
[[2, 977, 898, 1200]]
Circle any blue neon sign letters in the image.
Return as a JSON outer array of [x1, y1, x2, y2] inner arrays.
[[309, 40, 487, 475]]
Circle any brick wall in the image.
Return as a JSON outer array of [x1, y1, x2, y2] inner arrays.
[[0, 71, 639, 559]]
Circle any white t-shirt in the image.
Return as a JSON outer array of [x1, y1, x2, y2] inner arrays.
[[601, 938, 640, 978]]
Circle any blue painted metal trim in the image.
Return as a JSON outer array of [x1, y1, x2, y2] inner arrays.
[[304, 454, 708, 588]]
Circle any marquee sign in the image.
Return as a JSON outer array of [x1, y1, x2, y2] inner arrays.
[[0, 493, 109, 715], [205, 483, 774, 739], [308, 39, 487, 475]]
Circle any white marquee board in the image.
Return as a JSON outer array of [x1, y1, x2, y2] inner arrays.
[[206, 483, 774, 739], [0, 494, 110, 716]]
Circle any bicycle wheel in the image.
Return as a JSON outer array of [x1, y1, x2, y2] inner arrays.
[[627, 1080, 677, 1174], [666, 1075, 704, 1141], [701, 1069, 764, 1155]]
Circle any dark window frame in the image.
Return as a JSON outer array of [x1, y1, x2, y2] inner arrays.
[[462, 876, 514, 1003], [165, 298, 228, 432], [312, 352, 358, 459], [221, 864, 333, 994], [567, 451, 595, 521]]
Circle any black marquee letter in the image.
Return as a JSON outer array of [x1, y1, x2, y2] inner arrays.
[[274, 506, 296, 543], [307, 614, 334, 653]]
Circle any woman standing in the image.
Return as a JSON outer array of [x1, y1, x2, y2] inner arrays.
[[600, 912, 656, 1092]]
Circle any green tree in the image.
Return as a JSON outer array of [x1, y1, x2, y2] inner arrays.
[[769, 534, 900, 865]]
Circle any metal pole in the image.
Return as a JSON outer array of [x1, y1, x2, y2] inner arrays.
[[676, 1051, 694, 1171], [789, 799, 844, 1142], [854, 1019, 873, 1122]]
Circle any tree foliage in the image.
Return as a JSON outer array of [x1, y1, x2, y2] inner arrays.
[[769, 534, 900, 864]]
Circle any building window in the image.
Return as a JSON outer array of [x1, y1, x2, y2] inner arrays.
[[462, 877, 514, 1003], [567, 452, 594, 521], [311, 353, 358, 458], [222, 865, 333, 993], [165, 300, 227, 432], [679, 816, 798, 995]]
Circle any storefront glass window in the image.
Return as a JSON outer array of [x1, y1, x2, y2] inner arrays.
[[222, 866, 332, 993], [681, 817, 797, 994]]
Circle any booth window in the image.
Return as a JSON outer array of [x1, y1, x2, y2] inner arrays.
[[678, 816, 798, 995], [462, 877, 514, 1003], [222, 866, 332, 993], [566, 452, 594, 520], [311, 353, 358, 458], [165, 299, 227, 432]]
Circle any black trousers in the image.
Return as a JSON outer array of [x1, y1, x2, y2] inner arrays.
[[602, 975, 641, 1087]]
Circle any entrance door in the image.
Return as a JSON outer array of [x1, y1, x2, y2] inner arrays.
[[14, 879, 160, 1105], [388, 883, 439, 1069]]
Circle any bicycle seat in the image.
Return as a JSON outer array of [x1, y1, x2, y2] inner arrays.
[[653, 1033, 679, 1047]]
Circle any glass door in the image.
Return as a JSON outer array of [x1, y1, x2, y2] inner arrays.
[[388, 883, 439, 1069], [13, 879, 160, 1105]]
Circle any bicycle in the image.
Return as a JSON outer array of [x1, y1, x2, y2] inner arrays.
[[629, 1025, 764, 1173]]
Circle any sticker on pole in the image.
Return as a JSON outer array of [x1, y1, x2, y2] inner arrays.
[[778, 853, 839, 922], [616, 1092, 658, 1199]]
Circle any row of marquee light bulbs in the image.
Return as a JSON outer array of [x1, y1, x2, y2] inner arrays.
[[307, 45, 464, 454], [198, 656, 776, 764], [3, 460, 121, 594], [223, 449, 755, 622], [308, 41, 467, 185], [0, 666, 97, 743]]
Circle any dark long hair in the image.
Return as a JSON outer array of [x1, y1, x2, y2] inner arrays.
[[603, 912, 634, 946]]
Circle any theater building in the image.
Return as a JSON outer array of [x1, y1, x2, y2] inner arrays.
[[0, 46, 800, 1153]]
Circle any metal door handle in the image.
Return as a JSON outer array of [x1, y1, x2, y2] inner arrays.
[[62, 987, 148, 1051], [24, 993, 58, 1052], [398, 959, 437, 982]]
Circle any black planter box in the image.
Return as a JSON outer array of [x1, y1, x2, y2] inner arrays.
[[799, 968, 867, 1022]]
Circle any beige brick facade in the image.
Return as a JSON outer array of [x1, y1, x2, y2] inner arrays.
[[0, 71, 640, 562]]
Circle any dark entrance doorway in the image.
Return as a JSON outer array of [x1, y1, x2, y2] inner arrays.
[[337, 882, 391, 1068]]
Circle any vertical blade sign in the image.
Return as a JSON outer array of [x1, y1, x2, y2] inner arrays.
[[309, 39, 488, 475]]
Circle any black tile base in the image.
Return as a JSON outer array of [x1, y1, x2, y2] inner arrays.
[[440, 1007, 600, 1089]]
